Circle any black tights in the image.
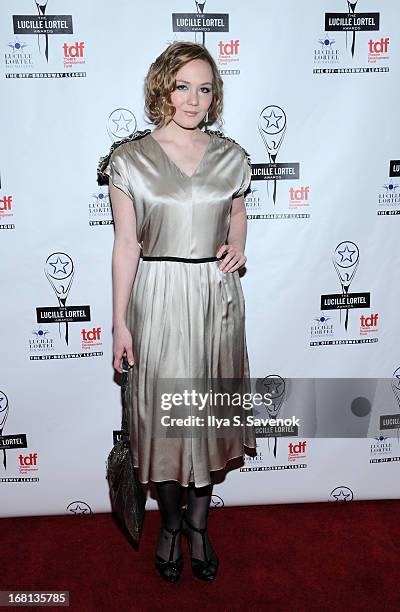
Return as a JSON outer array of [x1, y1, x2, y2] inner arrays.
[[155, 479, 215, 561]]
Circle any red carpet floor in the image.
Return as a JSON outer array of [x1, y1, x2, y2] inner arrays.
[[1, 500, 399, 611]]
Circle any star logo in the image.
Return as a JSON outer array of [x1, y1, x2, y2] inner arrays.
[[112, 113, 133, 135], [262, 109, 283, 130], [48, 256, 70, 276], [337, 244, 356, 263], [331, 487, 353, 502]]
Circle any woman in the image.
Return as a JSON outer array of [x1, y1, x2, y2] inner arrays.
[[98, 40, 256, 583]]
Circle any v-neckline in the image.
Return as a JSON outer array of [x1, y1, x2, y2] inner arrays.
[[148, 131, 213, 179]]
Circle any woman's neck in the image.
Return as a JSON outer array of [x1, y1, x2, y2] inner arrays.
[[153, 120, 206, 145]]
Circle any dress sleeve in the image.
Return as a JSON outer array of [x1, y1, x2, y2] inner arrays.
[[97, 146, 132, 199], [233, 147, 252, 198]]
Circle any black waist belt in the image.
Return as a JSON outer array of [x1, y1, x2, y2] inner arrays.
[[140, 253, 226, 263]]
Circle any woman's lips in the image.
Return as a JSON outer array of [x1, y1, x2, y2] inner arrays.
[[184, 111, 199, 116]]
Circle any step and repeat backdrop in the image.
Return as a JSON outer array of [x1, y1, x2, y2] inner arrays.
[[1, 0, 400, 518]]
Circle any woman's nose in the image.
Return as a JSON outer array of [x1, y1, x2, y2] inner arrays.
[[187, 89, 199, 105]]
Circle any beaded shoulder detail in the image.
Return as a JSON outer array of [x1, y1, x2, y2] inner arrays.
[[97, 128, 152, 184], [207, 129, 252, 167]]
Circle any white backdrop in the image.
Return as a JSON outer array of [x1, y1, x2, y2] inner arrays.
[[1, 0, 400, 518]]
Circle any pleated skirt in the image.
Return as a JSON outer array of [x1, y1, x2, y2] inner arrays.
[[124, 259, 257, 487]]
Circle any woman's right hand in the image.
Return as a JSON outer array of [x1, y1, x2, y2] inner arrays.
[[113, 323, 135, 373]]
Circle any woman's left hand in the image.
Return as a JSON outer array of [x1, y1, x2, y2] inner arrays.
[[216, 244, 247, 273]]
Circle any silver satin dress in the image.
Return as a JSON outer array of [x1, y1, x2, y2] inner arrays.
[[99, 129, 257, 487]]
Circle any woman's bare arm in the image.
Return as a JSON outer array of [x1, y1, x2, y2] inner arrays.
[[109, 181, 141, 371], [227, 194, 247, 252], [217, 194, 247, 273]]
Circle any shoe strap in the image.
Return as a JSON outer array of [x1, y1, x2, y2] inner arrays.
[[162, 523, 182, 562], [183, 515, 210, 563]]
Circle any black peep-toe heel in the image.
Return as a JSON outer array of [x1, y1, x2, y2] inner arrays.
[[155, 523, 184, 583], [182, 509, 219, 581]]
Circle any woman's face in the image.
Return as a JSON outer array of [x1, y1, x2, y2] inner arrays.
[[169, 58, 213, 129]]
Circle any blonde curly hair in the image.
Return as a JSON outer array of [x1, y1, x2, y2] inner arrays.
[[144, 41, 223, 128]]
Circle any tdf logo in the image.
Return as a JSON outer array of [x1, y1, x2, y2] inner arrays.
[[63, 42, 85, 58], [368, 37, 390, 53], [18, 452, 38, 467], [0, 195, 12, 211], [217, 40, 239, 56], [81, 327, 102, 342], [360, 313, 378, 335]]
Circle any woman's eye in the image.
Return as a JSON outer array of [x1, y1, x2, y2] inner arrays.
[[175, 84, 212, 93]]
